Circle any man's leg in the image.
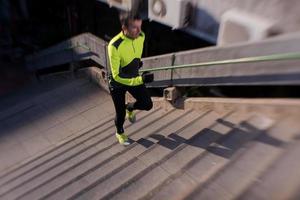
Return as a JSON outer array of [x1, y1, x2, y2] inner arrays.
[[127, 84, 153, 112], [109, 85, 131, 145], [109, 86, 126, 134]]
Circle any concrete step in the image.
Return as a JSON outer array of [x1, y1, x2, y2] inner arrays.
[[147, 113, 273, 200], [186, 116, 297, 200], [38, 109, 197, 200], [1, 85, 300, 200], [238, 120, 300, 200], [0, 76, 89, 121], [16, 108, 178, 200], [0, 77, 111, 175], [137, 111, 250, 200], [0, 114, 115, 195], [0, 108, 165, 200], [181, 114, 274, 200], [105, 111, 228, 200], [71, 110, 225, 200], [0, 113, 114, 187]]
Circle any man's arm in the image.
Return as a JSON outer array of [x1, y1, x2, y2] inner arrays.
[[108, 45, 143, 86]]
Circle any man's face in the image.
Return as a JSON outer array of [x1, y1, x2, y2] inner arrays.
[[123, 19, 142, 39]]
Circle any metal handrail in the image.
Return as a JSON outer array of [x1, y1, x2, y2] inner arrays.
[[29, 38, 300, 75], [139, 52, 300, 73]]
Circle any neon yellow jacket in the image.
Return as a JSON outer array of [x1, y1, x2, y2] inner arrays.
[[108, 31, 145, 86]]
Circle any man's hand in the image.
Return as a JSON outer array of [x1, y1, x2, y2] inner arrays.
[[142, 71, 154, 83], [139, 61, 143, 69]]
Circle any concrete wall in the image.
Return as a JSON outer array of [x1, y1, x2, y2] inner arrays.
[[142, 32, 300, 87], [191, 0, 300, 43]]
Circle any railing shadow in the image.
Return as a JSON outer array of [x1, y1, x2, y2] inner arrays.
[[135, 116, 285, 159]]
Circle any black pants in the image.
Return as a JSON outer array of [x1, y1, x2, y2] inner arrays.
[[109, 83, 153, 134]]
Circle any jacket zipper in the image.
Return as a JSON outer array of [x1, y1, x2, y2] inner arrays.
[[132, 41, 135, 53]]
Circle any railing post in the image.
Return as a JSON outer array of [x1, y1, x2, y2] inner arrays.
[[170, 54, 176, 87]]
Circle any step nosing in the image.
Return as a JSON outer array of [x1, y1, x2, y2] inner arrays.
[[236, 139, 300, 200], [0, 107, 156, 187], [147, 125, 262, 198], [1, 108, 166, 198], [26, 108, 178, 199], [181, 122, 274, 199], [0, 114, 115, 183], [0, 117, 115, 188], [77, 111, 214, 200], [39, 110, 195, 199], [191, 121, 293, 199], [0, 122, 119, 196]]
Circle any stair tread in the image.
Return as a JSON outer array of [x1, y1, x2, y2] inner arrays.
[[239, 127, 300, 200], [147, 112, 262, 200], [73, 110, 223, 200], [41, 109, 194, 200]]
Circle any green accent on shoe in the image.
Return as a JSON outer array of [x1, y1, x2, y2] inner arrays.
[[126, 109, 136, 123], [116, 133, 130, 145]]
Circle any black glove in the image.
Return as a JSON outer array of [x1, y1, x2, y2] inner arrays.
[[142, 71, 154, 83]]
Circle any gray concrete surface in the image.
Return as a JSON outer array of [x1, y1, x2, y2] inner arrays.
[[1, 74, 300, 199], [0, 74, 114, 174]]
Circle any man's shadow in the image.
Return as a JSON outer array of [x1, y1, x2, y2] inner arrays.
[[134, 117, 285, 159]]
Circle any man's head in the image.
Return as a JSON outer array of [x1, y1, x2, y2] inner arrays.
[[120, 12, 142, 39]]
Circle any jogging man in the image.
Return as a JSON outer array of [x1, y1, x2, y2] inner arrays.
[[108, 12, 154, 145]]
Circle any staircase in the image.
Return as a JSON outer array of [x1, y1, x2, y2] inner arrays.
[[0, 76, 299, 199], [2, 30, 300, 200]]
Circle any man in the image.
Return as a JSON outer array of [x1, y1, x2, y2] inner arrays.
[[108, 12, 154, 145]]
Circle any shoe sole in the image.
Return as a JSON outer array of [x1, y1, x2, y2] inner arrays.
[[116, 135, 131, 146], [121, 142, 131, 146]]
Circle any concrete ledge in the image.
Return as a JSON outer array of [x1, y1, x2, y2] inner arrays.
[[184, 97, 300, 119], [126, 93, 300, 119], [84, 67, 109, 93], [84, 65, 300, 119]]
